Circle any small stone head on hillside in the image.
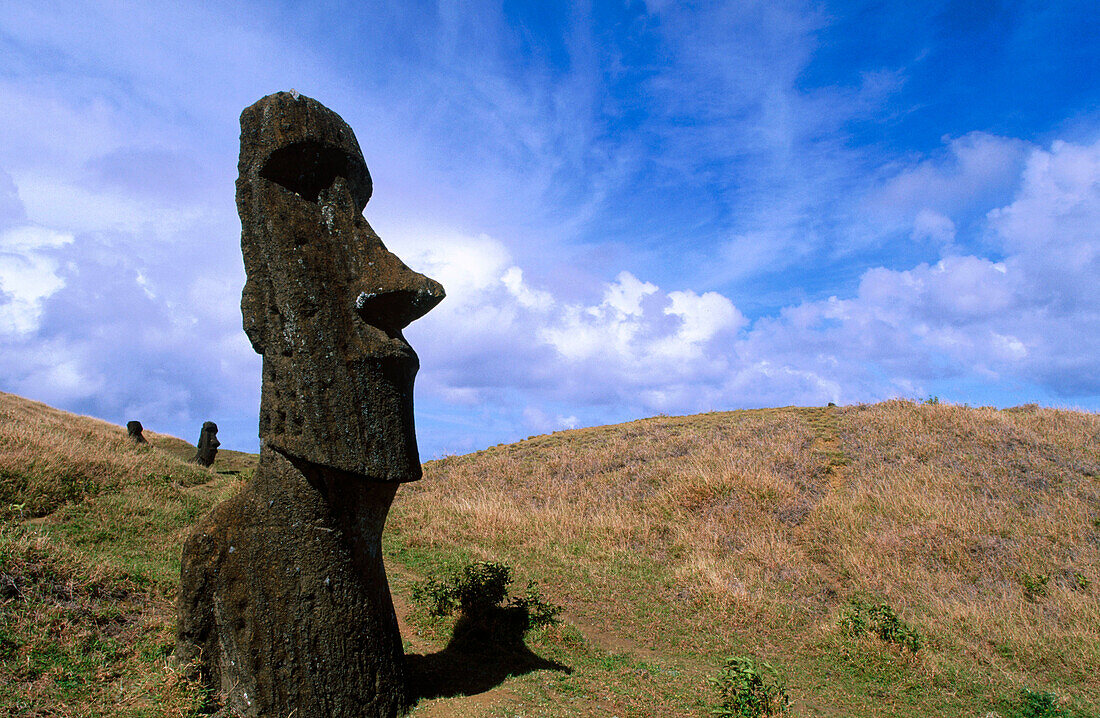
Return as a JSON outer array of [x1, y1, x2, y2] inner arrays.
[[236, 91, 444, 482], [191, 421, 219, 467], [126, 420, 147, 444]]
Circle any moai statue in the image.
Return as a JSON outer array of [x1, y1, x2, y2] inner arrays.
[[190, 421, 220, 467], [175, 92, 444, 718], [126, 420, 147, 444]]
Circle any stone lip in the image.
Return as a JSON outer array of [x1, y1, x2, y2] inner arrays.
[[237, 91, 444, 481]]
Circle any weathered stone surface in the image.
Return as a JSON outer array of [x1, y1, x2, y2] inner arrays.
[[177, 91, 444, 718], [177, 447, 405, 716], [126, 420, 147, 444], [190, 421, 220, 467]]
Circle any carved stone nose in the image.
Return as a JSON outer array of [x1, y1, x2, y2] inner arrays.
[[355, 274, 444, 332]]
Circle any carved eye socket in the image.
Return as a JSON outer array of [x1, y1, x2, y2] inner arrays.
[[259, 140, 372, 209]]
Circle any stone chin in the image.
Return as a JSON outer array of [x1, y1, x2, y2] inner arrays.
[[256, 347, 424, 482]]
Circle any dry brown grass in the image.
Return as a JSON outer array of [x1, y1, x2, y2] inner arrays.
[[0, 527, 206, 717], [389, 400, 1100, 715], [397, 408, 846, 622], [0, 390, 248, 517], [0, 391, 246, 716], [3, 390, 1097, 716], [822, 402, 1100, 685]]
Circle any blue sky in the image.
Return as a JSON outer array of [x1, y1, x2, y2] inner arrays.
[[1, 1, 1097, 457]]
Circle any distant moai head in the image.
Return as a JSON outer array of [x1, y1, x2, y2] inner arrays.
[[192, 421, 220, 467], [237, 92, 444, 481], [126, 420, 147, 444]]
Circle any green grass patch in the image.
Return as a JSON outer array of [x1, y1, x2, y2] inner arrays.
[[0, 525, 207, 715]]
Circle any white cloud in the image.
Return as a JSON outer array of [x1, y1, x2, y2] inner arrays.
[[386, 228, 511, 305], [538, 271, 669, 367], [539, 305, 612, 361], [603, 271, 657, 318], [734, 137, 1100, 401], [391, 233, 731, 407], [0, 79, 127, 174], [21, 356, 105, 404], [406, 255, 750, 417], [522, 406, 580, 433], [716, 228, 816, 284], [665, 290, 745, 345], [858, 132, 1032, 250], [394, 137, 1100, 434], [0, 225, 73, 253], [0, 169, 26, 226], [501, 266, 553, 311], [869, 133, 1030, 219], [0, 226, 74, 335], [911, 209, 956, 246], [988, 138, 1100, 267], [14, 172, 211, 238]]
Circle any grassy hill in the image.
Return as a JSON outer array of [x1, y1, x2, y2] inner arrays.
[[1, 390, 1097, 717]]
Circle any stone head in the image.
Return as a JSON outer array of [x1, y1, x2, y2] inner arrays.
[[237, 92, 444, 481], [191, 421, 220, 467], [198, 421, 220, 451], [126, 420, 147, 444]]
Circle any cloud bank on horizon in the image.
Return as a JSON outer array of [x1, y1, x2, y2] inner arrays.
[[0, 1, 1097, 457]]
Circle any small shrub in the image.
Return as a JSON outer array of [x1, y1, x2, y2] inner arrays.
[[839, 599, 922, 652], [510, 579, 563, 628], [1011, 688, 1067, 718], [708, 656, 791, 718], [838, 602, 869, 637], [411, 560, 561, 629], [413, 560, 511, 618], [1020, 573, 1050, 601], [923, 396, 940, 405], [867, 603, 922, 652]]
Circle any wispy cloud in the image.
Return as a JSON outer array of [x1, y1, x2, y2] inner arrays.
[[0, 1, 1096, 458]]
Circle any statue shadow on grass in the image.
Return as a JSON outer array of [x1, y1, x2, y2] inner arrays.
[[405, 606, 572, 701]]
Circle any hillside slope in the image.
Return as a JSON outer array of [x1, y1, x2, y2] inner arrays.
[[0, 390, 250, 715], [388, 401, 1100, 717], [1, 392, 1098, 717]]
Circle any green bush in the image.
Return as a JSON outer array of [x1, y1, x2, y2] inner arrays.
[[510, 579, 564, 628], [838, 601, 869, 637], [840, 599, 922, 652], [708, 656, 791, 718], [411, 560, 561, 629], [1020, 573, 1050, 601], [1011, 688, 1067, 718]]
